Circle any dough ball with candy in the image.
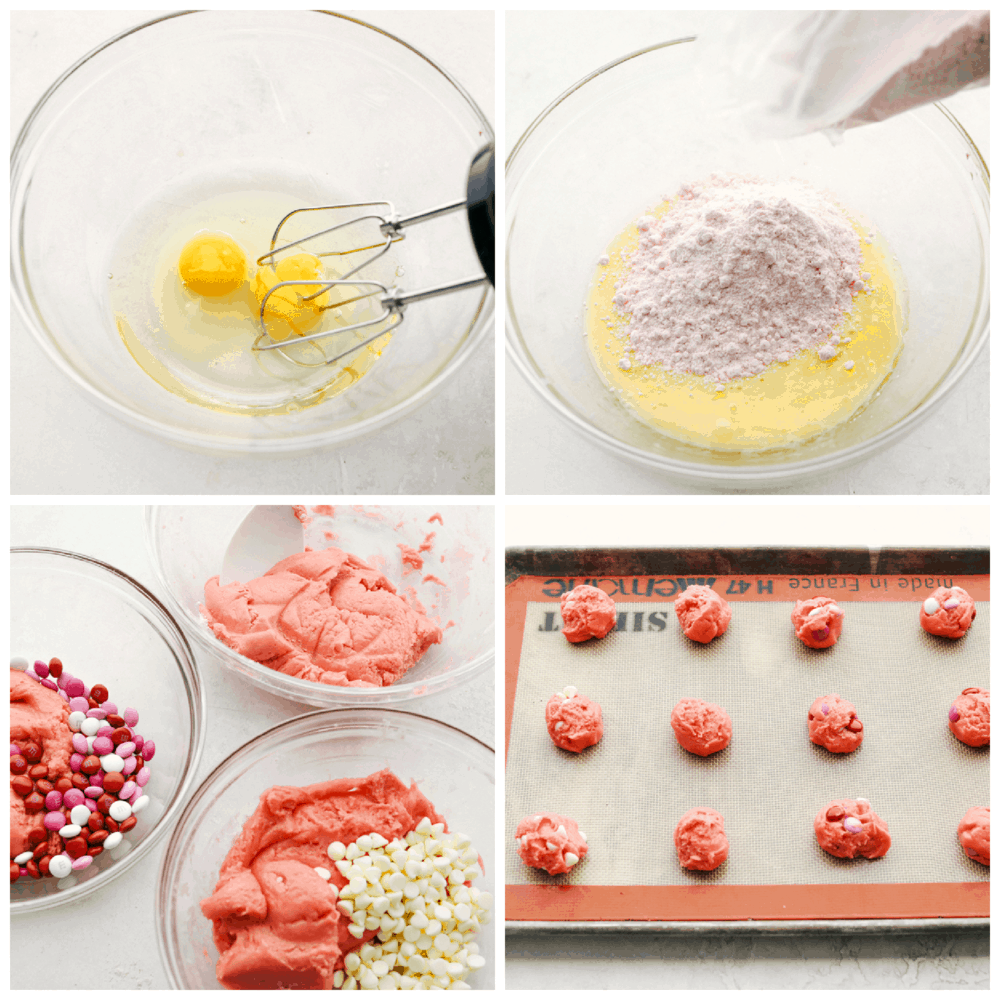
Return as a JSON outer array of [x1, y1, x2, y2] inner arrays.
[[808, 693, 864, 753], [674, 807, 729, 871], [560, 585, 616, 643], [670, 698, 732, 757], [515, 812, 588, 875], [948, 687, 990, 747], [814, 798, 890, 859], [674, 586, 731, 644], [791, 596, 844, 649], [545, 685, 603, 752], [957, 806, 990, 866], [920, 586, 976, 639]]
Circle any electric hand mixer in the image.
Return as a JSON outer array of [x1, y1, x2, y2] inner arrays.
[[252, 143, 494, 368]]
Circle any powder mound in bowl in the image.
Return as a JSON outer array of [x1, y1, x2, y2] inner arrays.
[[613, 173, 868, 384]]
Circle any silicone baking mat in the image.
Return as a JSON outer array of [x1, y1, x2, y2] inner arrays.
[[505, 548, 989, 927]]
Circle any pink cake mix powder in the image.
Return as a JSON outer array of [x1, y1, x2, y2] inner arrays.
[[612, 173, 870, 385]]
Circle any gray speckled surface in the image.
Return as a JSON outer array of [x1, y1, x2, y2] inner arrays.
[[10, 505, 494, 990], [11, 11, 494, 496], [505, 11, 989, 496]]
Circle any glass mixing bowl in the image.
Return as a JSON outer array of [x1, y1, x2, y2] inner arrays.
[[10, 548, 205, 914], [157, 708, 495, 989], [506, 38, 989, 488], [12, 11, 493, 454], [144, 505, 494, 708]]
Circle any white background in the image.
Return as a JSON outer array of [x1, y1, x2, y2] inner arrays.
[[11, 11, 495, 496], [505, 11, 989, 496]]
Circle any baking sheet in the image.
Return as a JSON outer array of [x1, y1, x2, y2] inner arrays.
[[504, 548, 989, 929]]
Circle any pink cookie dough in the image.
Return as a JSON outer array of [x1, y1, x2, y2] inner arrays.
[[545, 686, 603, 753], [791, 596, 844, 649], [202, 548, 442, 688], [674, 807, 729, 871], [559, 585, 616, 643], [808, 693, 864, 754], [515, 813, 588, 875], [957, 806, 990, 866], [814, 798, 890, 859], [920, 586, 976, 639], [674, 586, 731, 643], [670, 698, 732, 757], [948, 687, 990, 747]]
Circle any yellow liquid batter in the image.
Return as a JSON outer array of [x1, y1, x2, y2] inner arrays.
[[586, 200, 905, 451], [108, 185, 396, 415]]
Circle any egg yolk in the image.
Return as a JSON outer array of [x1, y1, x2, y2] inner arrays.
[[177, 232, 248, 297], [252, 252, 331, 342]]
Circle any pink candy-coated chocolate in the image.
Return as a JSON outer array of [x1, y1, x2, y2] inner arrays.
[[63, 788, 85, 808], [92, 737, 114, 756], [26, 668, 40, 682], [34, 662, 49, 678], [86, 708, 107, 719], [143, 740, 156, 761], [58, 689, 69, 702], [57, 672, 72, 690], [129, 788, 141, 805], [100, 702, 118, 715], [136, 766, 150, 787], [69, 752, 85, 771], [44, 791, 63, 811], [948, 705, 960, 722], [88, 773, 104, 787], [119, 780, 137, 800], [122, 756, 138, 777], [65, 678, 85, 698], [39, 677, 58, 691], [82, 684, 91, 699], [71, 734, 89, 755], [84, 787, 103, 799], [124, 708, 139, 727], [84, 798, 97, 812], [116, 742, 136, 759], [96, 725, 114, 739], [132, 734, 144, 751], [71, 856, 93, 871], [10, 744, 19, 756], [44, 811, 65, 832], [69, 697, 89, 713]]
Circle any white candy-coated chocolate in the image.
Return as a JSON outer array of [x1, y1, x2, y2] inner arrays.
[[81, 717, 100, 737], [103, 831, 123, 850], [68, 711, 86, 732], [13, 851, 33, 865], [108, 800, 132, 823], [48, 855, 73, 879], [58, 823, 82, 838], [843, 817, 863, 832], [70, 804, 91, 826]]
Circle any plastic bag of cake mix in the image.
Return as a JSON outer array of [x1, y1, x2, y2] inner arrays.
[[716, 10, 989, 138]]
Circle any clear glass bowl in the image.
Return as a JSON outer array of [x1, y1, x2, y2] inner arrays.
[[12, 11, 493, 454], [506, 37, 989, 488], [144, 505, 494, 707], [157, 708, 495, 989], [10, 548, 205, 914]]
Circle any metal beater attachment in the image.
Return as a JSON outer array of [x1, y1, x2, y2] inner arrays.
[[253, 143, 494, 369]]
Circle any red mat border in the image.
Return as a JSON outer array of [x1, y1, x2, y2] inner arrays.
[[504, 573, 990, 922]]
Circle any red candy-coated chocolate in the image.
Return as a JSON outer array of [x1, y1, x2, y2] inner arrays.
[[23, 792, 45, 813], [31, 841, 48, 861], [88, 829, 109, 846], [25, 860, 41, 880], [64, 837, 88, 860], [107, 715, 126, 729], [10, 862, 20, 883], [97, 794, 115, 816], [27, 829, 46, 848], [72, 773, 90, 790], [87, 812, 105, 832], [111, 727, 131, 746], [87, 846, 103, 858], [47, 658, 63, 678], [22, 743, 42, 763], [87, 697, 100, 709], [102, 772, 125, 794], [10, 755, 27, 775], [105, 818, 119, 833], [11, 775, 33, 797], [55, 777, 73, 793], [90, 684, 109, 704], [38, 856, 51, 876], [35, 779, 54, 795], [28, 764, 48, 780], [120, 816, 138, 833], [80, 756, 101, 776]]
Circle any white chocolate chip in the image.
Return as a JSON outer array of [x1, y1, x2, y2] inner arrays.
[[545, 841, 557, 851], [924, 597, 940, 615], [563, 685, 578, 698], [578, 830, 587, 842], [557, 825, 567, 836], [807, 606, 824, 617], [565, 853, 579, 866], [554, 721, 564, 730], [830, 606, 842, 616]]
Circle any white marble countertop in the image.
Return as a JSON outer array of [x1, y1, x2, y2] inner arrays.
[[504, 503, 989, 989], [11, 11, 495, 496], [505, 11, 989, 496], [10, 505, 494, 989]]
